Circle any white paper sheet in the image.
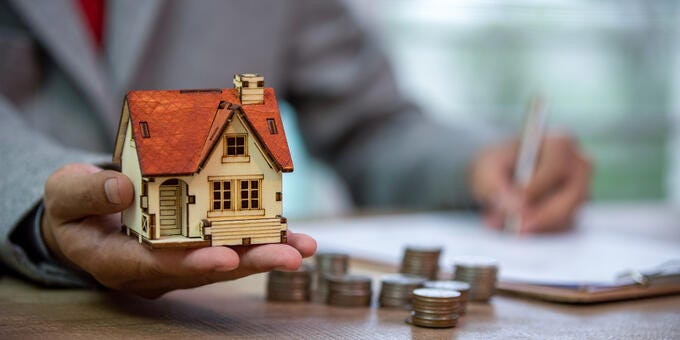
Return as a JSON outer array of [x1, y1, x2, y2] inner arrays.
[[292, 205, 680, 284]]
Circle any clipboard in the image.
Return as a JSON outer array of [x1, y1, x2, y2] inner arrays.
[[496, 260, 680, 304], [292, 210, 680, 305]]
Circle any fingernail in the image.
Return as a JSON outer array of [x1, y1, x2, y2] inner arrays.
[[214, 264, 235, 272], [104, 178, 121, 204]]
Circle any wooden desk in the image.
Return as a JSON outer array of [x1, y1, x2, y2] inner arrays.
[[1, 263, 679, 339], [1, 203, 679, 338]]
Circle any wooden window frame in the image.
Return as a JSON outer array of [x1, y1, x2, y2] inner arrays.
[[224, 134, 247, 157], [210, 180, 233, 212], [140, 181, 149, 211], [239, 179, 261, 210], [140, 121, 150, 138], [266, 118, 278, 134], [207, 175, 265, 218]]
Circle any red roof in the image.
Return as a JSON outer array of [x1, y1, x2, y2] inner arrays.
[[124, 88, 293, 176]]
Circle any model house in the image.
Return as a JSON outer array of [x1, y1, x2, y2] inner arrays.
[[112, 74, 293, 248]]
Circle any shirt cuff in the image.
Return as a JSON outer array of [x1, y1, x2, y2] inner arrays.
[[30, 203, 60, 265], [6, 201, 99, 288]]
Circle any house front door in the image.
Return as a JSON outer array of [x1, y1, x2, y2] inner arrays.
[[159, 179, 188, 236]]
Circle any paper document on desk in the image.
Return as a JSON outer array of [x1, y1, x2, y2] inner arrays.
[[293, 211, 680, 285]]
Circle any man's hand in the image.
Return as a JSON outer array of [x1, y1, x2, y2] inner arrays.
[[469, 134, 591, 233], [41, 163, 317, 298]]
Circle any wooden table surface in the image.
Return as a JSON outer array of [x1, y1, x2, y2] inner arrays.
[[1, 203, 679, 339], [1, 261, 679, 339]]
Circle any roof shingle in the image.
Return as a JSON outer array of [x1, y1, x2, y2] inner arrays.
[[125, 88, 293, 176]]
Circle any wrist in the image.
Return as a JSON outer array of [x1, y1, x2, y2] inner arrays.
[[39, 208, 70, 267]]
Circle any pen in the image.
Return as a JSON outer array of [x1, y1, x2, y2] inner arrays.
[[505, 95, 548, 234]]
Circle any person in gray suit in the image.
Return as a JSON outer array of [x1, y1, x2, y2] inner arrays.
[[0, 0, 590, 298]]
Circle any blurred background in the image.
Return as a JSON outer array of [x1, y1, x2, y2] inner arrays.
[[283, 0, 680, 218]]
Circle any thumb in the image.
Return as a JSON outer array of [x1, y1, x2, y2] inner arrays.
[[44, 163, 134, 223]]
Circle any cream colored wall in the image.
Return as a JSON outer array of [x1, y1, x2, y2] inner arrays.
[[147, 177, 160, 240], [120, 104, 145, 238], [145, 113, 283, 238]]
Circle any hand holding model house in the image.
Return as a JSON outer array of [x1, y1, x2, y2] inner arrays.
[[39, 74, 317, 298], [41, 163, 315, 298]]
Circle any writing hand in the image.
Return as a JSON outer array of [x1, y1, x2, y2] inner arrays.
[[470, 134, 591, 233]]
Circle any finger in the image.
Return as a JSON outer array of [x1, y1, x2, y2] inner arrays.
[[523, 137, 572, 203], [521, 156, 591, 233], [206, 244, 304, 283], [170, 246, 241, 273], [285, 231, 317, 258], [470, 143, 516, 205], [239, 243, 303, 272], [117, 239, 299, 281], [44, 163, 134, 223], [484, 182, 525, 227], [121, 244, 304, 298], [78, 231, 240, 287], [483, 209, 504, 230], [143, 238, 310, 292], [131, 243, 241, 276], [152, 232, 314, 276]]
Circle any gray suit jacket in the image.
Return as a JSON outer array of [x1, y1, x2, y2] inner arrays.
[[0, 0, 495, 286]]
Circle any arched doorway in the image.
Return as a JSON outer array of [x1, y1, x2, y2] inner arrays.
[[159, 179, 188, 237]]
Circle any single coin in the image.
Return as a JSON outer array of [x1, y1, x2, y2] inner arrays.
[[412, 288, 461, 299]]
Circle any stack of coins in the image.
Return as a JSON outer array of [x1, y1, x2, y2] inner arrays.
[[314, 252, 350, 301], [452, 255, 499, 302], [326, 274, 373, 307], [406, 288, 461, 328], [400, 246, 442, 279], [379, 274, 426, 309], [424, 280, 471, 315], [266, 265, 313, 302]]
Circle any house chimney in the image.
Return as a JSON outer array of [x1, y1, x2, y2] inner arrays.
[[233, 73, 264, 105]]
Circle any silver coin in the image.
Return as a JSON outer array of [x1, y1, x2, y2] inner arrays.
[[424, 280, 471, 291], [453, 255, 499, 268], [408, 316, 458, 328], [381, 274, 427, 285], [412, 288, 461, 299]]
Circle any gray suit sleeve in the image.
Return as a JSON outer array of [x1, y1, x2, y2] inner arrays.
[[284, 1, 503, 209], [0, 96, 105, 286]]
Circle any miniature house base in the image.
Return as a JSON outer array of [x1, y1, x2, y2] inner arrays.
[[113, 74, 293, 249]]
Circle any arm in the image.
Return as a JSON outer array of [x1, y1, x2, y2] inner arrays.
[[283, 0, 501, 209], [0, 96, 108, 286], [0, 96, 317, 296], [282, 1, 591, 231]]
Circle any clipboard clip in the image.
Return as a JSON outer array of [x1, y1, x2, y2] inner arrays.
[[617, 269, 649, 286], [616, 259, 680, 286]]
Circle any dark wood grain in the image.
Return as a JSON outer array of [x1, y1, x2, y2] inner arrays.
[[2, 204, 679, 339], [1, 263, 679, 339]]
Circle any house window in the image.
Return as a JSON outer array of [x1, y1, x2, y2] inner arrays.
[[225, 135, 246, 156], [207, 176, 264, 216], [211, 180, 232, 211], [140, 121, 150, 138], [240, 180, 260, 209], [266, 118, 278, 134]]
